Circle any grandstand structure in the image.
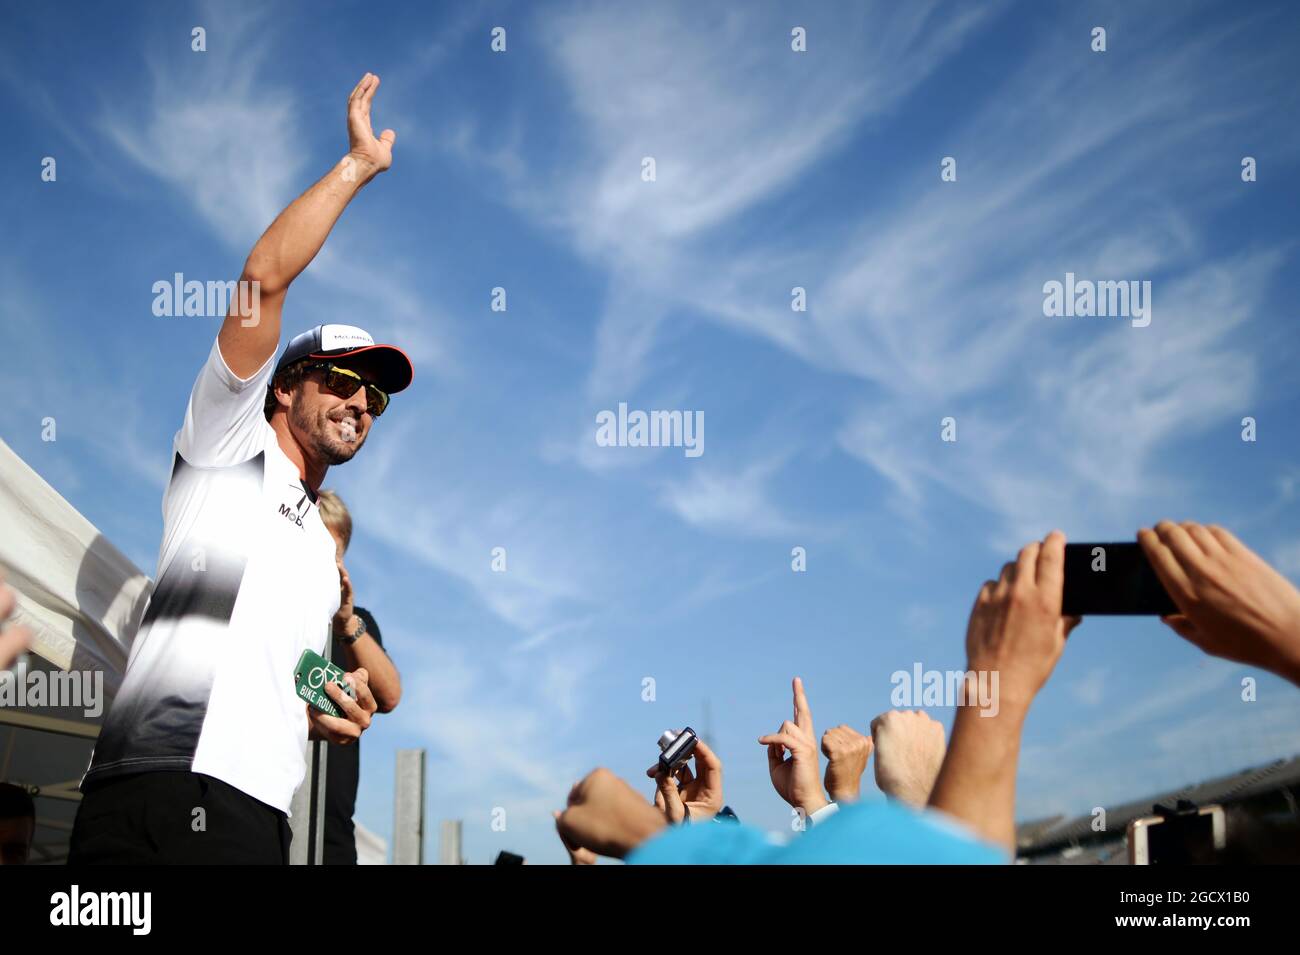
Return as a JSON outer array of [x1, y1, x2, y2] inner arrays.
[[1016, 755, 1300, 864]]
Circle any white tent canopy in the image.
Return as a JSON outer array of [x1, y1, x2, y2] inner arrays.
[[0, 437, 149, 862], [0, 438, 148, 690]]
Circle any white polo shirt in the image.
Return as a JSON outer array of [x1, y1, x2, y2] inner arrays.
[[83, 337, 341, 813]]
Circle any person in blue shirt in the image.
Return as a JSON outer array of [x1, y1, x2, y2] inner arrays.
[[629, 797, 1005, 865], [553, 761, 1005, 865], [555, 531, 1081, 864]]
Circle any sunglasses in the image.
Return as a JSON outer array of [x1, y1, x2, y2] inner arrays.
[[304, 362, 390, 417]]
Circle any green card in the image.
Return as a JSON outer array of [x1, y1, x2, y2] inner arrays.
[[294, 648, 356, 718]]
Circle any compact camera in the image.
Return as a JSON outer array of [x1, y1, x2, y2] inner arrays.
[[656, 727, 699, 775]]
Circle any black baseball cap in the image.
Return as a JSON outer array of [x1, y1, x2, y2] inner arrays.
[[272, 323, 413, 393]]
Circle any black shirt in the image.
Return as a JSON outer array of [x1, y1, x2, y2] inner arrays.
[[323, 605, 384, 865]]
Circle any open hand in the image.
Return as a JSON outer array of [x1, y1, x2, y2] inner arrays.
[[965, 531, 1080, 716], [346, 73, 396, 178]]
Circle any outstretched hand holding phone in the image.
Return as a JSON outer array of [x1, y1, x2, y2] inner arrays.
[[1139, 521, 1300, 685], [928, 531, 1080, 850]]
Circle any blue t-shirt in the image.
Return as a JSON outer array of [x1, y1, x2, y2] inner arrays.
[[627, 799, 1006, 865]]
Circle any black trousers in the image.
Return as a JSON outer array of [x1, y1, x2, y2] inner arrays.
[[68, 771, 291, 865]]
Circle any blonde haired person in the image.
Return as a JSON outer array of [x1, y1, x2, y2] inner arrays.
[[317, 489, 401, 865]]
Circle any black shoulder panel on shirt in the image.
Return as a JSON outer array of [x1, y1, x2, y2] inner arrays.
[[143, 452, 263, 626]]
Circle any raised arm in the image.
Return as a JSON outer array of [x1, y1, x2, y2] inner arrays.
[[219, 72, 396, 377], [928, 531, 1079, 850]]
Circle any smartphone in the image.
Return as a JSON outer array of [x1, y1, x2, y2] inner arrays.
[[293, 648, 356, 718], [1128, 805, 1226, 864], [1061, 543, 1177, 616]]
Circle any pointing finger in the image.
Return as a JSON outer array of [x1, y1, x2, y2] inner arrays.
[[793, 676, 813, 733]]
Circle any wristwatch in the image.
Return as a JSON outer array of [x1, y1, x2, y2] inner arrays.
[[340, 613, 367, 646]]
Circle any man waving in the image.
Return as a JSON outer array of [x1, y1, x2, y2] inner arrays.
[[70, 74, 412, 865]]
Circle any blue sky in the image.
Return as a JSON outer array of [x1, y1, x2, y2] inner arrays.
[[3, 0, 1300, 864]]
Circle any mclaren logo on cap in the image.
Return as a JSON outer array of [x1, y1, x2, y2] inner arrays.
[[319, 324, 375, 351]]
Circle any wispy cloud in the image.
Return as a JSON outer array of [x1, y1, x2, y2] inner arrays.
[[0, 264, 170, 493], [95, 0, 450, 371], [440, 1, 1009, 548], [356, 437, 599, 634], [443, 0, 1004, 398], [810, 9, 1290, 549], [97, 2, 305, 250], [379, 632, 600, 852], [658, 459, 799, 538], [1069, 667, 1109, 708]]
